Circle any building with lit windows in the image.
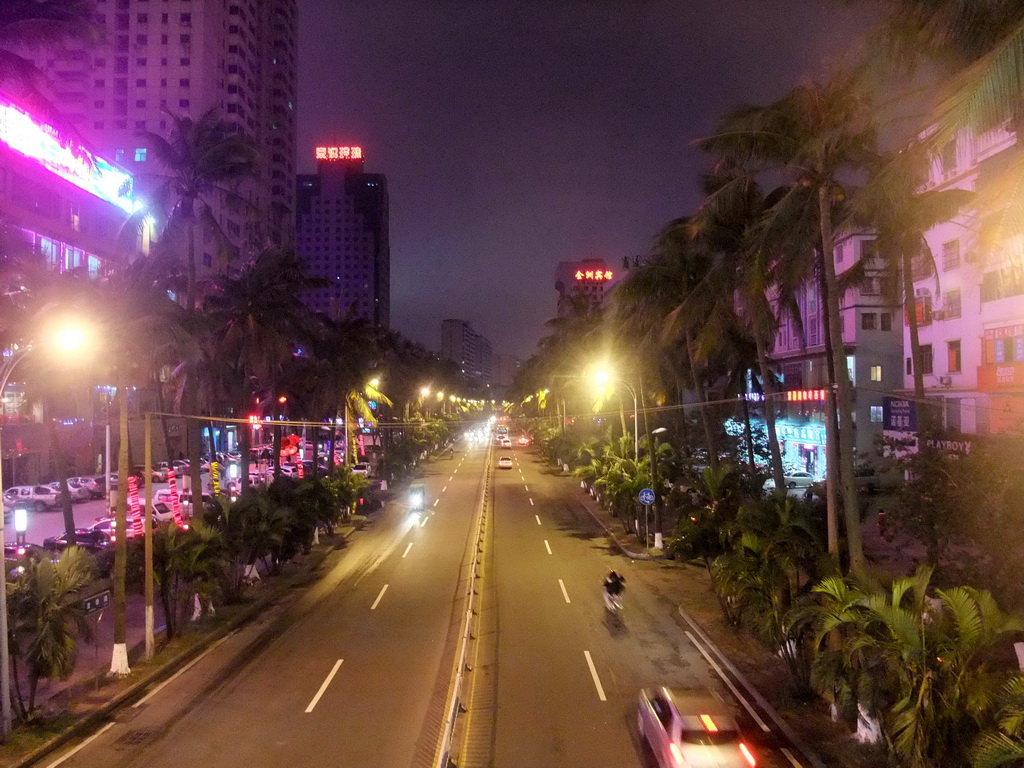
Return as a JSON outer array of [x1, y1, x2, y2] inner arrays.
[[767, 235, 904, 476], [296, 147, 390, 327], [441, 320, 493, 385], [32, 0, 297, 253], [902, 126, 1024, 435]]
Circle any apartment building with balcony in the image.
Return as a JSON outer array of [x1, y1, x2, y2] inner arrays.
[[904, 125, 1024, 435]]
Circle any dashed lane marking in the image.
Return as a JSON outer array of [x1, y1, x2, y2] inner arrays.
[[402, 542, 414, 558], [529, 498, 534, 506], [433, 499, 439, 507], [371, 584, 389, 611], [304, 659, 344, 713], [544, 540, 552, 555], [558, 579, 571, 603], [583, 651, 607, 701], [535, 515, 541, 525]]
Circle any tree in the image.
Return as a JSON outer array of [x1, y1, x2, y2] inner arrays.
[[698, 72, 879, 574], [152, 521, 224, 640], [8, 546, 94, 718]]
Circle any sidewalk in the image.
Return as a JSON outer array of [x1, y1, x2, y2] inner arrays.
[[562, 460, 886, 768]]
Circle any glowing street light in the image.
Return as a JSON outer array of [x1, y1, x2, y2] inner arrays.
[[593, 367, 638, 462]]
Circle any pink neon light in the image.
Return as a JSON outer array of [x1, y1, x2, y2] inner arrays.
[[0, 93, 134, 212]]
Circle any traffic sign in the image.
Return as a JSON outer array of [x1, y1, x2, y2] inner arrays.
[[82, 590, 110, 615], [638, 488, 656, 506]]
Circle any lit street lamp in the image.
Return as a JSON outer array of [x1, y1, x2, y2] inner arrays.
[[594, 369, 639, 463]]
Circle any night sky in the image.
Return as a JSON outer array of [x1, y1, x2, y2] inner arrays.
[[297, 1, 872, 359]]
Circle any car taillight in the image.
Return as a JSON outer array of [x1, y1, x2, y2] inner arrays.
[[669, 742, 685, 766], [739, 742, 756, 766]]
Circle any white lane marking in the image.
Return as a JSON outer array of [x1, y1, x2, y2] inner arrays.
[[583, 651, 607, 701], [419, 515, 429, 528], [402, 542, 414, 557], [304, 659, 344, 713], [371, 584, 389, 610], [46, 722, 115, 767], [558, 579, 571, 603], [544, 540, 552, 555], [449, 475, 454, 481], [433, 499, 439, 507], [684, 630, 770, 731], [442, 485, 448, 493], [524, 485, 529, 492], [781, 747, 803, 767], [454, 469, 458, 474], [134, 630, 237, 707], [535, 515, 541, 525], [529, 498, 534, 506]]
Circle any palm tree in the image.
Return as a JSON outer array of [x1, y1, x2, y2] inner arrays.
[[972, 676, 1024, 768], [698, 72, 878, 574], [8, 546, 94, 718]]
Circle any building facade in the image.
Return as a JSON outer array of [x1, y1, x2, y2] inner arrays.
[[441, 319, 493, 385], [34, 0, 298, 252], [768, 235, 904, 477], [296, 146, 390, 328], [554, 259, 617, 315], [903, 126, 1024, 435]]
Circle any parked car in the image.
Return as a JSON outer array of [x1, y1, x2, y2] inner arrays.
[[68, 476, 104, 499], [637, 687, 757, 768], [3, 485, 62, 511], [44, 481, 90, 503], [43, 528, 113, 553], [351, 462, 370, 476], [763, 470, 815, 490]]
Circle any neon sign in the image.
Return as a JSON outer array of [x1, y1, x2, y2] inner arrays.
[[574, 269, 613, 281], [786, 389, 827, 402], [0, 93, 134, 212], [315, 146, 363, 160]]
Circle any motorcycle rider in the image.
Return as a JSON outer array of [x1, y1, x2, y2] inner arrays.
[[603, 569, 625, 611]]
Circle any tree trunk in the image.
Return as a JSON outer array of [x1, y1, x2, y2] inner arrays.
[[238, 404, 252, 494], [272, 424, 283, 482], [740, 387, 756, 471], [818, 186, 865, 574], [155, 379, 173, 463], [756, 336, 786, 490], [110, 371, 131, 676], [685, 330, 719, 472], [310, 429, 321, 480], [902, 250, 928, 403], [48, 419, 77, 545]]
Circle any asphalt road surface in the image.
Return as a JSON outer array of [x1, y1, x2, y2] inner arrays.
[[45, 440, 805, 768]]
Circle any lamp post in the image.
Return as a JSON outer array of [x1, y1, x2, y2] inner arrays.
[[649, 427, 667, 550], [594, 370, 638, 463]]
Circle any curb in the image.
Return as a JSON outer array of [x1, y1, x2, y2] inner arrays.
[[571, 482, 660, 561], [674, 605, 829, 768], [9, 528, 352, 768]]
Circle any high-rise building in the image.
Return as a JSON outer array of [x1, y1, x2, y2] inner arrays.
[[554, 259, 617, 315], [441, 319, 492, 385], [296, 146, 390, 327], [33, 0, 298, 252]]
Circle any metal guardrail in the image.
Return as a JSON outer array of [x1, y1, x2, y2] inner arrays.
[[434, 445, 491, 768]]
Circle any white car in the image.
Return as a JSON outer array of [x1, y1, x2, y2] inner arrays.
[[763, 470, 815, 490], [3, 485, 62, 511], [352, 462, 370, 476], [637, 687, 757, 768], [497, 456, 513, 470], [45, 481, 90, 503]]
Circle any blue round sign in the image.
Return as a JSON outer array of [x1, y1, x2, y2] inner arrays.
[[638, 488, 656, 505]]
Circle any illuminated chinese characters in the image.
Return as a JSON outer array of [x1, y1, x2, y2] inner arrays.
[[315, 146, 364, 161], [574, 269, 613, 281]]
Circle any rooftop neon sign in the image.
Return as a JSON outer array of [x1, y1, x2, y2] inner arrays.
[[575, 269, 613, 281], [315, 146, 363, 160], [0, 92, 134, 213]]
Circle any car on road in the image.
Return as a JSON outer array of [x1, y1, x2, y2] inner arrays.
[[352, 462, 370, 476], [637, 687, 757, 768], [500, 438, 512, 448], [3, 485, 62, 511], [409, 483, 426, 512], [517, 436, 531, 446], [497, 456, 513, 469], [763, 470, 815, 490]]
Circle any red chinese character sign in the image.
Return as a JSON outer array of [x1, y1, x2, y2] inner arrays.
[[574, 269, 613, 282], [315, 146, 364, 161]]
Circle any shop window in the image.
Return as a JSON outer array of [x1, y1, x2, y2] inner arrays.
[[948, 340, 961, 373]]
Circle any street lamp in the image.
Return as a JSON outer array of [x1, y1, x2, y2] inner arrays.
[[650, 427, 667, 550], [594, 369, 639, 463], [0, 321, 92, 740]]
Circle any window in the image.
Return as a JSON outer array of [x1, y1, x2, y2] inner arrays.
[[860, 239, 878, 262], [906, 357, 913, 375], [920, 344, 934, 375], [179, 78, 190, 87], [134, 148, 147, 162], [942, 239, 960, 270], [137, 12, 148, 22], [981, 267, 1024, 303], [202, 253, 212, 267], [135, 120, 146, 130], [940, 140, 957, 175], [870, 365, 883, 382], [179, 99, 189, 107], [861, 312, 877, 331], [948, 340, 962, 373], [114, 148, 125, 162], [870, 406, 883, 423], [135, 99, 145, 108], [136, 78, 146, 87], [180, 34, 190, 44], [881, 313, 892, 332], [944, 289, 961, 318]]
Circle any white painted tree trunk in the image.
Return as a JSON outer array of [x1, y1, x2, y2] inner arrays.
[[654, 532, 663, 549], [313, 527, 320, 545], [855, 704, 882, 744], [110, 643, 130, 677]]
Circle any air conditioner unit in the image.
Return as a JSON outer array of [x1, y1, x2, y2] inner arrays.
[[965, 250, 979, 263], [938, 375, 953, 386], [933, 309, 945, 321]]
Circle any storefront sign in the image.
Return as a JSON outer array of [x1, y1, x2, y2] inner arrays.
[[315, 145, 363, 160], [883, 397, 917, 431], [978, 362, 1024, 391], [776, 423, 826, 446]]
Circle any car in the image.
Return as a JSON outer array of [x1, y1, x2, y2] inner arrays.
[[500, 438, 512, 448], [408, 483, 426, 511], [43, 528, 113, 553], [2, 485, 62, 512], [763, 470, 815, 490], [351, 462, 370, 476], [68, 476, 104, 499], [44, 481, 90, 503], [134, 465, 168, 483], [637, 687, 757, 768], [517, 436, 531, 446], [497, 456, 513, 469]]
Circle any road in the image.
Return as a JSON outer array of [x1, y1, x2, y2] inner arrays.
[[43, 439, 807, 768]]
